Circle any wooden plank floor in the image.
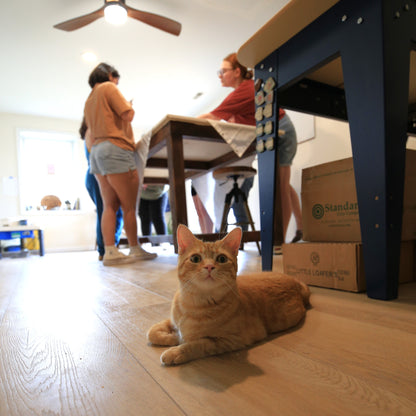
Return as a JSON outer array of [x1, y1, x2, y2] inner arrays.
[[0, 245, 415, 416]]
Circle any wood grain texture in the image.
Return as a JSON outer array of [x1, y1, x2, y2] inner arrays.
[[0, 247, 415, 416]]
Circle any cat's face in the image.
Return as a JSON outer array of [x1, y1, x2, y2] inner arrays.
[[177, 225, 242, 293]]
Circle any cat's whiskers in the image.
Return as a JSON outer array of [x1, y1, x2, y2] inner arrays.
[[178, 269, 235, 306], [214, 274, 240, 300], [178, 274, 199, 294]]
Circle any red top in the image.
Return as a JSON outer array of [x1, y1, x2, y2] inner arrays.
[[211, 79, 285, 126]]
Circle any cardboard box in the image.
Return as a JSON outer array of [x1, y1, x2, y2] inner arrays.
[[301, 150, 416, 242], [282, 241, 414, 292]]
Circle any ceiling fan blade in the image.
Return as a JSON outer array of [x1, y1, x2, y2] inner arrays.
[[53, 7, 105, 31], [126, 6, 181, 36]]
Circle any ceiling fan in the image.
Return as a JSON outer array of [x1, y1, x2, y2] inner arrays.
[[53, 0, 182, 36]]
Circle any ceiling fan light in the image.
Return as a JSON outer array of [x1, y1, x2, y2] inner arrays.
[[104, 4, 128, 26], [81, 51, 97, 62]]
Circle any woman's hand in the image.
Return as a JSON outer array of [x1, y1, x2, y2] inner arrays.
[[121, 109, 135, 122], [197, 112, 221, 120]]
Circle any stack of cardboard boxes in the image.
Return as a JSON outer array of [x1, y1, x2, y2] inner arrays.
[[283, 150, 416, 292]]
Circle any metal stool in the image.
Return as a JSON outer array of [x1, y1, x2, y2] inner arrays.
[[213, 166, 261, 254]]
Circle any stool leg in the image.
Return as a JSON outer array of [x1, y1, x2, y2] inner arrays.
[[242, 200, 261, 255], [220, 201, 232, 233], [220, 188, 236, 233]]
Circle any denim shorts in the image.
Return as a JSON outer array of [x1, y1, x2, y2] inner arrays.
[[278, 114, 297, 166], [90, 141, 137, 175]]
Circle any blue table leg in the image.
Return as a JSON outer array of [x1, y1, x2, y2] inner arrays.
[[340, 1, 411, 299], [257, 150, 278, 270], [255, 54, 283, 271], [255, 0, 415, 299]]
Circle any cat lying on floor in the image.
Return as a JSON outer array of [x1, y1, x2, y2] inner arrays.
[[147, 224, 310, 365]]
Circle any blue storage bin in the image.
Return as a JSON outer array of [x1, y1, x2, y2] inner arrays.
[[4, 246, 21, 252], [0, 230, 34, 240]]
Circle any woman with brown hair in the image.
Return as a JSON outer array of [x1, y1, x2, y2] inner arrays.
[[199, 53, 302, 244], [84, 63, 156, 265], [199, 52, 256, 125]]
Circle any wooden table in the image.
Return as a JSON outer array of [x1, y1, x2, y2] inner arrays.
[[141, 115, 258, 249], [238, 0, 416, 300]]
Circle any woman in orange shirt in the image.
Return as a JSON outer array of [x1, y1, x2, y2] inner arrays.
[[84, 63, 156, 265]]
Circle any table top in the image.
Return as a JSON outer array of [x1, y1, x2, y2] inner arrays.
[[237, 0, 339, 68], [142, 115, 258, 181], [145, 114, 284, 148], [237, 0, 416, 105], [141, 114, 288, 181], [146, 114, 256, 159], [149, 114, 218, 136], [148, 114, 258, 139]]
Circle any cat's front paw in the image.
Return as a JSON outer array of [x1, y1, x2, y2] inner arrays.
[[148, 330, 179, 346], [160, 346, 188, 366], [147, 319, 179, 346]]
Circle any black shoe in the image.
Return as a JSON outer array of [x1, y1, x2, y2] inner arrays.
[[291, 230, 303, 243]]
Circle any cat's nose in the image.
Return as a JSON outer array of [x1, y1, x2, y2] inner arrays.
[[205, 264, 215, 272]]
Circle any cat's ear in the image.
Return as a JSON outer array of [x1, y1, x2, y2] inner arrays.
[[221, 227, 242, 256], [177, 224, 197, 254]]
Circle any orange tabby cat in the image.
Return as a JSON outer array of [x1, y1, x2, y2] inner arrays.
[[147, 224, 310, 365]]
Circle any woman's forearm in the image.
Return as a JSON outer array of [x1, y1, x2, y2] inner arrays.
[[121, 109, 135, 122]]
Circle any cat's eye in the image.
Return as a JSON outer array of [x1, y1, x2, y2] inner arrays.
[[190, 254, 202, 263], [216, 254, 228, 264]]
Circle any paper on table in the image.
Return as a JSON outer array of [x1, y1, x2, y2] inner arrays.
[[207, 120, 256, 158], [135, 116, 257, 185], [135, 130, 151, 209]]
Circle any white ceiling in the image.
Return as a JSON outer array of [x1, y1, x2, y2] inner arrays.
[[0, 0, 288, 135]]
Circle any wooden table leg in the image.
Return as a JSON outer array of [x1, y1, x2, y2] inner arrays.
[[166, 125, 188, 252]]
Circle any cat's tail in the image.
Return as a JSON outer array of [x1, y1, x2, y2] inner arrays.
[[299, 280, 311, 308]]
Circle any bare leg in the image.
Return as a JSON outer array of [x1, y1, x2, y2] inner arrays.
[[96, 169, 156, 262], [289, 185, 303, 231], [191, 186, 213, 234], [106, 169, 140, 247], [95, 173, 121, 246], [279, 166, 293, 241]]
